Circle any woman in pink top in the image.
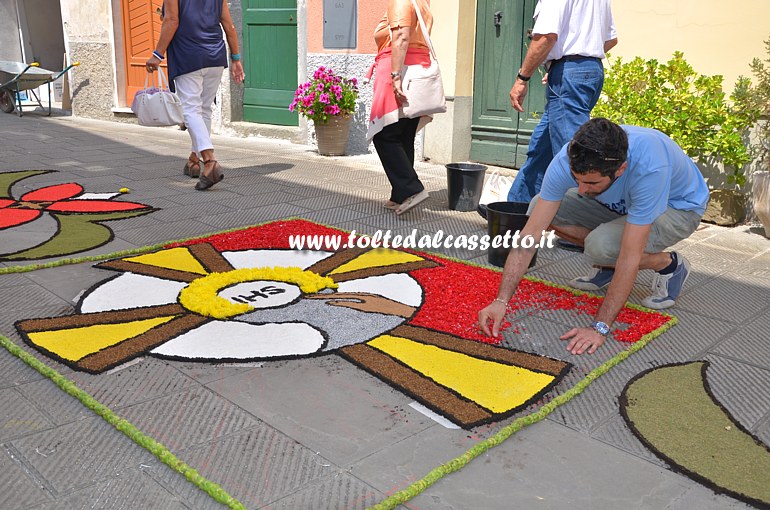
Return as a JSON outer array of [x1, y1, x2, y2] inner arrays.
[[366, 0, 434, 215]]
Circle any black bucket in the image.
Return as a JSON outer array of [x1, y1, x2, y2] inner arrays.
[[446, 163, 487, 211], [487, 201, 538, 268]]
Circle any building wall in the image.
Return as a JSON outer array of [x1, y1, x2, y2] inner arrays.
[[21, 0, 66, 72], [609, 0, 770, 199], [0, 0, 23, 62], [59, 0, 235, 126], [304, 0, 474, 160], [59, 0, 117, 120], [426, 0, 770, 166], [57, 0, 770, 166], [420, 0, 476, 165], [306, 0, 381, 54], [611, 0, 770, 93]]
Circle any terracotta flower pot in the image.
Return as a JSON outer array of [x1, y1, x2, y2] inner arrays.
[[752, 171, 770, 238], [314, 115, 352, 156], [702, 188, 746, 226]]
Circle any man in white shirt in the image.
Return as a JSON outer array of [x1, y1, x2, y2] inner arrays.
[[498, 0, 617, 207]]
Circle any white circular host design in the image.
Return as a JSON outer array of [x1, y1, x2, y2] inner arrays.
[[77, 249, 426, 362], [218, 280, 301, 310]]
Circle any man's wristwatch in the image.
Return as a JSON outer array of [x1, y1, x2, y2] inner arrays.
[[590, 321, 610, 336], [517, 71, 531, 82]]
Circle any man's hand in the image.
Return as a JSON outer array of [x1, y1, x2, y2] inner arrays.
[[509, 80, 528, 112], [509, 32, 556, 112], [230, 61, 245, 84], [561, 327, 606, 355], [478, 300, 507, 337]]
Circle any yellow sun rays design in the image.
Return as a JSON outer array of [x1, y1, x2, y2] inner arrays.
[[368, 334, 557, 413], [18, 244, 438, 372]]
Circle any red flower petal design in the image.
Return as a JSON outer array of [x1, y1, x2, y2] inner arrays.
[[169, 220, 674, 346], [45, 200, 151, 213], [21, 183, 84, 202], [0, 208, 42, 229], [0, 199, 15, 209]]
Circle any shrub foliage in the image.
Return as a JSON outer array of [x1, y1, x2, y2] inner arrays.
[[593, 51, 760, 186]]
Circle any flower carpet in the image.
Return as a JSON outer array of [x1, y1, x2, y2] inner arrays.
[[14, 219, 674, 428], [0, 170, 156, 261], [2, 219, 678, 509]]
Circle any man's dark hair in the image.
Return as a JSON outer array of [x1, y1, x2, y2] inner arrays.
[[567, 118, 628, 177]]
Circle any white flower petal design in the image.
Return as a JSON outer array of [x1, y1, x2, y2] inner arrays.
[[69, 247, 423, 363], [336, 274, 423, 307], [151, 321, 325, 359], [74, 192, 121, 200], [79, 273, 186, 313], [223, 249, 333, 270]]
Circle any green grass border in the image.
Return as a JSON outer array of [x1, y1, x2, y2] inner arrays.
[[0, 217, 320, 275], [0, 334, 246, 509], [0, 218, 679, 508]]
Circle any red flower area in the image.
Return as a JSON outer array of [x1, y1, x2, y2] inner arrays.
[[171, 220, 673, 345], [170, 219, 348, 251], [407, 254, 509, 344], [0, 183, 151, 230]]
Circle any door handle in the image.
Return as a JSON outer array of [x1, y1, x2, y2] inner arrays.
[[493, 11, 503, 27], [289, 15, 294, 21]]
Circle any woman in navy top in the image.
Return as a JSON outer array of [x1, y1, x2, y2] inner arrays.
[[146, 0, 245, 190]]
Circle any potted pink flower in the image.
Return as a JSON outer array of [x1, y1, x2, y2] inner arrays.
[[290, 66, 358, 156]]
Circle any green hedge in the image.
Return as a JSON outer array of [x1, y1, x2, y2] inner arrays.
[[593, 51, 760, 186]]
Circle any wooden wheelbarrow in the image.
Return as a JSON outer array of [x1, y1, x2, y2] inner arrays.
[[0, 60, 80, 117]]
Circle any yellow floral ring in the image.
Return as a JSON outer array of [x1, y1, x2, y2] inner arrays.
[[179, 267, 338, 319]]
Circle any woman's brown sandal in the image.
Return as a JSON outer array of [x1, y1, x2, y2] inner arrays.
[[195, 160, 224, 190], [183, 155, 201, 178]]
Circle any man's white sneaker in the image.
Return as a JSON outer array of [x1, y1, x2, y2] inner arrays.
[[642, 253, 690, 310], [568, 267, 615, 291]]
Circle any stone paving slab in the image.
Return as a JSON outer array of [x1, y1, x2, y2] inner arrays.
[[30, 468, 193, 510], [364, 421, 694, 510], [1, 113, 769, 509]]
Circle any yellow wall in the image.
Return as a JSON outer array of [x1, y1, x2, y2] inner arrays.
[[434, 0, 770, 96], [430, 0, 477, 98], [610, 0, 770, 91]]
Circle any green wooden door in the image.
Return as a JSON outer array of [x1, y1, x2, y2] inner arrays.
[[242, 0, 298, 125], [470, 0, 545, 168]]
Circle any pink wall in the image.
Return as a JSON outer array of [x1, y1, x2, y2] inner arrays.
[[307, 0, 387, 54]]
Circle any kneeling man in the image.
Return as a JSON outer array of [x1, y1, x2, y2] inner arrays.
[[478, 118, 709, 355]]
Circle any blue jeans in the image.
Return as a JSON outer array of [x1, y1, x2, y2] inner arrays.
[[507, 57, 604, 203]]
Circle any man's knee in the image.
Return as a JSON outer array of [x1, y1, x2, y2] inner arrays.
[[583, 229, 620, 266]]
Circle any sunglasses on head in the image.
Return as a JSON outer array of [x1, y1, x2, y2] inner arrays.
[[568, 139, 622, 162]]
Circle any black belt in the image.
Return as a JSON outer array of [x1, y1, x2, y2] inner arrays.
[[547, 55, 600, 71], [551, 55, 600, 64]]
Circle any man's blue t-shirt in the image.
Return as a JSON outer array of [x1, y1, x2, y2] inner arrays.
[[539, 126, 710, 225]]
